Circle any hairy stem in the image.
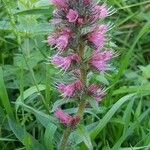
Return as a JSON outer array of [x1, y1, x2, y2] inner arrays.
[[60, 128, 72, 150], [59, 44, 87, 150]]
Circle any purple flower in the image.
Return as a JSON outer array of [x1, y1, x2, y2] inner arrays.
[[51, 53, 79, 70], [51, 0, 67, 8], [55, 108, 80, 126], [87, 84, 105, 102], [55, 108, 73, 125], [60, 28, 72, 35], [51, 18, 62, 25], [87, 24, 107, 48], [47, 0, 115, 126], [89, 50, 113, 71], [58, 83, 75, 97], [97, 24, 108, 34], [77, 18, 84, 25], [92, 4, 108, 19], [56, 35, 69, 51], [91, 50, 113, 61], [66, 9, 79, 23], [47, 35, 56, 45], [48, 28, 72, 51], [57, 80, 82, 98], [99, 5, 108, 18], [51, 55, 71, 70], [73, 80, 82, 90], [83, 0, 91, 5], [70, 115, 80, 126], [68, 53, 80, 62]]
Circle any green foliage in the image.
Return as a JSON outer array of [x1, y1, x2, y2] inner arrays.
[[0, 0, 150, 149]]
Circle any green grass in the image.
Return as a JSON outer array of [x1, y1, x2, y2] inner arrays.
[[0, 0, 150, 149]]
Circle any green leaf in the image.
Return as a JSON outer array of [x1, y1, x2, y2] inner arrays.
[[44, 123, 57, 150], [90, 94, 136, 139], [95, 73, 109, 85], [119, 146, 150, 150], [35, 0, 50, 7], [14, 8, 53, 16], [16, 84, 46, 110], [113, 84, 150, 95], [135, 100, 142, 118], [123, 98, 135, 134], [0, 67, 14, 118], [139, 64, 150, 79], [111, 22, 150, 88], [0, 21, 12, 31], [15, 102, 56, 128], [77, 125, 93, 150], [8, 117, 45, 150], [14, 51, 44, 70], [112, 108, 150, 149], [0, 138, 17, 142]]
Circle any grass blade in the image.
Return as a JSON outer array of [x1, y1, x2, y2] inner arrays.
[[112, 108, 150, 149], [44, 123, 57, 150], [77, 125, 93, 150], [90, 94, 136, 139], [8, 117, 45, 150], [0, 67, 14, 118]]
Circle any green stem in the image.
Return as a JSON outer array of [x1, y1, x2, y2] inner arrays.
[[77, 100, 86, 116], [59, 44, 87, 150], [3, 0, 50, 114], [59, 100, 86, 150], [2, 0, 21, 45], [59, 128, 72, 150]]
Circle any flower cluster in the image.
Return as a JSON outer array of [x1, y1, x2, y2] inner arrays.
[[57, 80, 82, 98], [55, 108, 80, 126], [48, 0, 115, 126]]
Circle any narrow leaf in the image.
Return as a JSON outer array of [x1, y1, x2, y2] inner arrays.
[[8, 117, 45, 150], [90, 94, 136, 139], [44, 123, 57, 150], [0, 67, 14, 118], [77, 125, 93, 150]]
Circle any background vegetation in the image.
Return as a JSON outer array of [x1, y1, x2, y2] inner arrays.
[[0, 0, 150, 149]]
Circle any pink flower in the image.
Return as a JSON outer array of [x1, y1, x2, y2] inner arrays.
[[87, 25, 107, 48], [77, 18, 84, 25], [68, 53, 80, 62], [54, 108, 80, 126], [58, 83, 75, 97], [47, 35, 56, 45], [70, 115, 80, 126], [55, 108, 73, 125], [99, 5, 108, 18], [51, 18, 62, 25], [51, 53, 79, 70], [91, 50, 113, 61], [90, 61, 107, 71], [88, 33, 105, 48], [74, 80, 82, 90], [51, 55, 72, 70], [97, 24, 108, 34], [60, 28, 72, 35], [89, 50, 113, 71], [93, 4, 108, 19], [57, 80, 82, 98], [56, 35, 69, 51], [66, 9, 79, 23], [47, 28, 72, 51], [83, 0, 91, 5], [88, 84, 105, 102], [51, 0, 67, 8]]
